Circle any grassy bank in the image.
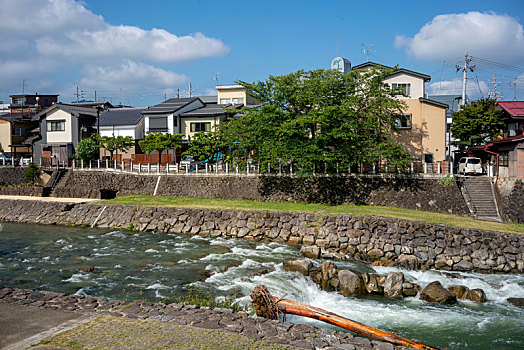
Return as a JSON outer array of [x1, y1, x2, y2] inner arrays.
[[102, 195, 524, 235]]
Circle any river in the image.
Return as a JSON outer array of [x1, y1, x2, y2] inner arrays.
[[0, 222, 523, 349]]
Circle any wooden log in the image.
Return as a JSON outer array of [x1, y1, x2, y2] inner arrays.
[[251, 285, 439, 350]]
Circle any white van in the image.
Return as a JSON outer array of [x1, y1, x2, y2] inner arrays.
[[458, 157, 483, 175]]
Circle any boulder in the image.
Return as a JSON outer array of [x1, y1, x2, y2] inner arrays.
[[464, 289, 487, 303], [507, 297, 524, 308], [308, 267, 322, 285], [448, 285, 469, 299], [364, 273, 383, 294], [338, 270, 366, 296], [402, 282, 421, 297], [282, 258, 312, 276], [300, 246, 321, 259], [321, 262, 338, 291], [383, 272, 404, 298], [420, 281, 457, 304]]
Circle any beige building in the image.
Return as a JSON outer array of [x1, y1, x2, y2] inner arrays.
[[352, 62, 448, 165], [216, 85, 258, 106]]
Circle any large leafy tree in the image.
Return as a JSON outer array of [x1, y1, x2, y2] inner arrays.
[[451, 98, 505, 150], [184, 132, 225, 161], [138, 132, 183, 165], [217, 67, 410, 173]]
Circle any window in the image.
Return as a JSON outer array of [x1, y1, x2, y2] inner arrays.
[[220, 98, 231, 104], [190, 122, 211, 132], [391, 83, 411, 97], [149, 117, 168, 132], [394, 114, 412, 129], [220, 97, 243, 104], [47, 120, 65, 132], [500, 152, 509, 167], [13, 128, 26, 136], [232, 97, 243, 104], [12, 97, 26, 105]]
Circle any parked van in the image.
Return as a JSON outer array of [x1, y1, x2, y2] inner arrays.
[[458, 157, 483, 175]]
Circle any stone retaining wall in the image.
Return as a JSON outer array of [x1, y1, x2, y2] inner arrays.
[[54, 171, 470, 215], [496, 178, 524, 223], [1, 199, 522, 274], [0, 186, 48, 196], [0, 167, 27, 186]]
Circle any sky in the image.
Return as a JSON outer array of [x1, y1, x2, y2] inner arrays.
[[1, 0, 524, 107]]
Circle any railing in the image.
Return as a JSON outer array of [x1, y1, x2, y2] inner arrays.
[[38, 158, 456, 178]]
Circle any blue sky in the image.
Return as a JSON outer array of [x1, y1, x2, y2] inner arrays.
[[1, 0, 523, 106]]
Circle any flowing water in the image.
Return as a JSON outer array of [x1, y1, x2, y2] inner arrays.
[[0, 222, 523, 349]]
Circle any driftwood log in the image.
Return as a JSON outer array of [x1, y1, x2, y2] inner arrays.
[[251, 285, 439, 350]]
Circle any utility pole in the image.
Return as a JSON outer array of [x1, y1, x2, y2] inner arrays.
[[22, 79, 27, 94], [176, 88, 180, 98], [488, 72, 502, 100], [456, 52, 475, 106], [94, 90, 97, 102]]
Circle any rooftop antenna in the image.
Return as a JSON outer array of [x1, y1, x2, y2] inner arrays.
[[361, 43, 375, 62], [189, 81, 193, 98], [214, 73, 220, 86]]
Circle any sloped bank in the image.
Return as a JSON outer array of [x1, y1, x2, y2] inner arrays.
[[0, 199, 522, 274], [52, 171, 470, 215]]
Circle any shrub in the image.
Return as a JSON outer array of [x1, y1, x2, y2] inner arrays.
[[24, 162, 40, 183]]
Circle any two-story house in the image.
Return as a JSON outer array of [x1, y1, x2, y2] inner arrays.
[[32, 102, 110, 165], [351, 62, 448, 168]]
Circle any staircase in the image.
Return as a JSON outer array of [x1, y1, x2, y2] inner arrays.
[[49, 169, 70, 197], [461, 177, 501, 222]]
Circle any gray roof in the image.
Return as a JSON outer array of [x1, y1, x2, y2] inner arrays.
[[143, 97, 199, 114], [180, 103, 242, 117], [428, 95, 463, 112], [33, 103, 98, 120], [99, 108, 147, 126], [198, 96, 218, 104]]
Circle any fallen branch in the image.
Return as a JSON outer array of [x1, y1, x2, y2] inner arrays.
[[251, 285, 439, 350]]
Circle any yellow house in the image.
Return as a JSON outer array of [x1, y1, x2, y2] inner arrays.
[[216, 85, 258, 106], [352, 62, 448, 165]]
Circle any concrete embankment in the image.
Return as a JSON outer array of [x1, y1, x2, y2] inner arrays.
[[0, 198, 522, 274]]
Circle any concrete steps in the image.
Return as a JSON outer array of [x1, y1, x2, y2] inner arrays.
[[462, 177, 501, 222]]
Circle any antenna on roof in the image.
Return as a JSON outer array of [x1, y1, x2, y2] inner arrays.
[[189, 82, 193, 98], [361, 43, 375, 62], [214, 73, 220, 86]]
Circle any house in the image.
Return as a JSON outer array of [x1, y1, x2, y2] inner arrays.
[[32, 102, 110, 165], [0, 93, 58, 158], [351, 62, 448, 168], [428, 95, 463, 161], [98, 107, 147, 160], [497, 101, 524, 137], [216, 85, 258, 106], [143, 95, 243, 141]]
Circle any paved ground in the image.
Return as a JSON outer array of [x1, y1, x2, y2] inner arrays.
[[0, 195, 99, 203], [0, 301, 92, 350], [0, 301, 294, 350]]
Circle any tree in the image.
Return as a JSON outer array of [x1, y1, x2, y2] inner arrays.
[[217, 67, 411, 174], [76, 137, 99, 162], [451, 98, 505, 150], [98, 135, 134, 160], [184, 131, 224, 162], [24, 163, 39, 183], [138, 132, 183, 165]]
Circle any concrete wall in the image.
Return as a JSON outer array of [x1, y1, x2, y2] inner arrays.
[[46, 109, 72, 144], [496, 178, 524, 223], [0, 199, 521, 273]]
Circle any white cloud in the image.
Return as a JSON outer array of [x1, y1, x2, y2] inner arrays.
[[0, 0, 229, 102], [79, 61, 188, 91], [395, 12, 524, 62], [427, 78, 490, 100]]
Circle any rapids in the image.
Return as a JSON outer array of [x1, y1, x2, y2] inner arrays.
[[0, 222, 523, 349]]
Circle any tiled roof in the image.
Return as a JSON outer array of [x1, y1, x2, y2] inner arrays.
[[180, 103, 242, 117], [351, 61, 431, 82], [33, 103, 98, 120], [497, 101, 524, 117], [99, 108, 147, 126], [143, 97, 199, 114]]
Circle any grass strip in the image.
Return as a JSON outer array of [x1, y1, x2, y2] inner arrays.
[[101, 195, 524, 235]]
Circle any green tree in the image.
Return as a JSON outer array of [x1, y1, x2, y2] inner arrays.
[[218, 67, 410, 174], [184, 132, 224, 161], [138, 132, 183, 165], [451, 98, 505, 150], [76, 137, 99, 162], [24, 163, 39, 183], [98, 135, 134, 160]]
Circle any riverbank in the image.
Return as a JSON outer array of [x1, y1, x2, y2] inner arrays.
[[0, 198, 522, 273], [0, 287, 404, 350]]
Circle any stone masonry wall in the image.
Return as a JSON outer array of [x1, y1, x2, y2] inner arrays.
[[0, 167, 27, 186], [496, 178, 524, 223], [0, 199, 521, 274], [53, 171, 470, 215]]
